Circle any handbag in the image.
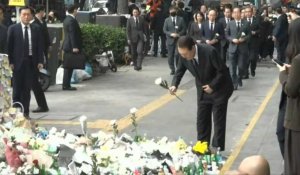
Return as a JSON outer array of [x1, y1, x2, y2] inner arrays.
[[63, 52, 86, 69]]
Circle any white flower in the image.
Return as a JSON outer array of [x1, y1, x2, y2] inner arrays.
[[130, 107, 138, 114], [110, 120, 117, 126], [215, 33, 219, 36], [175, 26, 178, 29], [16, 145, 24, 152], [242, 32, 246, 36], [155, 77, 162, 85], [79, 115, 87, 122]]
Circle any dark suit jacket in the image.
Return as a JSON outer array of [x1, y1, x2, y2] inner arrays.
[[172, 44, 233, 103], [0, 24, 7, 53], [272, 14, 288, 43], [7, 23, 44, 71], [188, 22, 203, 42], [126, 16, 146, 43], [32, 17, 51, 52], [247, 16, 261, 49], [218, 17, 232, 47], [279, 55, 300, 131], [62, 15, 82, 53], [225, 20, 250, 53], [202, 20, 224, 50], [163, 16, 186, 45], [151, 10, 168, 34]]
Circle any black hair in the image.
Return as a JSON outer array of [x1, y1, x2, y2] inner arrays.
[[286, 18, 300, 62], [178, 36, 196, 51], [67, 4, 78, 14], [35, 5, 45, 13], [276, 7, 283, 14], [19, 6, 33, 14], [194, 12, 205, 20]]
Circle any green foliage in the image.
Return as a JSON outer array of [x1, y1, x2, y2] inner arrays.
[[81, 24, 126, 64]]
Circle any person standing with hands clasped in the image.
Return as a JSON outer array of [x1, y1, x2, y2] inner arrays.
[[7, 6, 44, 118], [62, 4, 82, 90], [169, 36, 233, 151], [278, 18, 300, 175]]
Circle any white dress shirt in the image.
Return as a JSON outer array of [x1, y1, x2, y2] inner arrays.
[[21, 22, 32, 56]]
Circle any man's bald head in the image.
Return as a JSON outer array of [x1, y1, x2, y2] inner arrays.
[[238, 155, 270, 175]]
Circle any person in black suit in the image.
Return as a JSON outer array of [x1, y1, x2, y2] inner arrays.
[[202, 9, 224, 54], [62, 4, 82, 90], [163, 6, 186, 75], [31, 5, 50, 113], [245, 6, 260, 78], [151, 5, 168, 57], [218, 6, 232, 62], [126, 7, 147, 71], [170, 36, 233, 151], [0, 23, 7, 53], [188, 12, 204, 44], [272, 7, 288, 63], [7, 6, 44, 118], [225, 7, 250, 90]]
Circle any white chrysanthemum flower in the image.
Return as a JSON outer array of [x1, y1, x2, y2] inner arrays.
[[110, 120, 117, 126], [79, 115, 87, 122], [242, 32, 246, 36], [130, 107, 138, 114], [154, 77, 162, 85]]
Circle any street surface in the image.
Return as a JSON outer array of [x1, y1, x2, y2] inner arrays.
[[1, 56, 283, 174]]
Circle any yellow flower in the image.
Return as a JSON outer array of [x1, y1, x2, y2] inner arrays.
[[192, 141, 208, 155]]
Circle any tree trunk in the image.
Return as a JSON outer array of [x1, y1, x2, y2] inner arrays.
[[117, 0, 128, 14]]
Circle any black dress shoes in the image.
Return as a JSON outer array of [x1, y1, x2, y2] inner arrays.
[[251, 70, 255, 77], [238, 79, 243, 87], [161, 54, 167, 58], [32, 107, 49, 113], [63, 87, 77, 91]]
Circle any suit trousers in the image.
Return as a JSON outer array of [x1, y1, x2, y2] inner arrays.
[[221, 42, 229, 63], [153, 32, 167, 55], [197, 99, 228, 151], [62, 52, 74, 88], [275, 40, 288, 63], [12, 58, 35, 116], [276, 89, 287, 158], [246, 46, 259, 75], [228, 48, 247, 85], [284, 129, 300, 175], [167, 43, 179, 72], [130, 39, 144, 68], [32, 73, 48, 109]]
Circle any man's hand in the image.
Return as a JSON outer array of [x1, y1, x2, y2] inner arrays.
[[277, 63, 291, 72], [238, 38, 245, 43], [251, 31, 256, 35], [272, 36, 277, 42], [171, 33, 179, 38], [10, 64, 14, 70], [169, 86, 177, 95], [202, 85, 213, 94], [232, 39, 239, 44], [73, 48, 79, 53], [196, 40, 201, 44], [37, 64, 43, 70]]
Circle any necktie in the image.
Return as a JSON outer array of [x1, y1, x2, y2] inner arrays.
[[237, 22, 240, 32], [193, 58, 198, 66], [24, 26, 29, 57], [210, 22, 214, 31], [248, 18, 251, 24], [173, 18, 176, 26], [135, 18, 138, 27], [226, 18, 229, 24]]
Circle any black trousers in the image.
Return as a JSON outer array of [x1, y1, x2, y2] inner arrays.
[[62, 52, 74, 88], [228, 48, 248, 86], [275, 40, 288, 63], [284, 129, 300, 175], [32, 73, 48, 109], [12, 58, 35, 116], [246, 45, 259, 75], [197, 99, 229, 151], [153, 32, 167, 55], [167, 43, 179, 72], [276, 89, 287, 158], [221, 42, 229, 63]]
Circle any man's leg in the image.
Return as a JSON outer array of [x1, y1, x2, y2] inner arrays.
[[212, 101, 228, 151], [197, 102, 213, 145], [228, 52, 238, 88], [153, 32, 159, 56], [160, 33, 167, 56], [167, 44, 175, 74], [130, 42, 138, 69], [136, 39, 144, 69], [32, 70, 49, 111]]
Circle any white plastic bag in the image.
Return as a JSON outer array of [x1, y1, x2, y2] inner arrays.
[[56, 67, 64, 85]]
